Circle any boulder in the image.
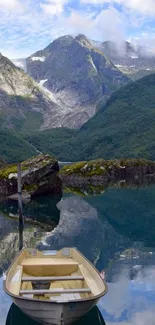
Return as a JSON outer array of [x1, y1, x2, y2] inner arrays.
[[0, 154, 62, 198]]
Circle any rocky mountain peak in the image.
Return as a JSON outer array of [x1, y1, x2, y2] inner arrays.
[[25, 34, 129, 129], [75, 34, 92, 49], [49, 35, 74, 50]]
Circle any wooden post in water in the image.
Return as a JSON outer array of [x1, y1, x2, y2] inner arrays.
[[17, 163, 24, 250]]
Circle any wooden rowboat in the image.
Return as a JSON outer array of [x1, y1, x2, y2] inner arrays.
[[4, 248, 107, 325], [6, 303, 106, 325]]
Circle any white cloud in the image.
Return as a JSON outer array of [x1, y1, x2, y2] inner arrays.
[[0, 0, 154, 59], [94, 7, 126, 41], [81, 0, 106, 3], [81, 0, 155, 15], [40, 3, 64, 15], [65, 11, 94, 35], [0, 0, 20, 9], [116, 0, 155, 14], [65, 6, 127, 44], [40, 0, 69, 16], [99, 265, 155, 325]]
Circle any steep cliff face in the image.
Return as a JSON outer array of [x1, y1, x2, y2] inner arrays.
[[26, 34, 129, 128], [0, 53, 60, 132]]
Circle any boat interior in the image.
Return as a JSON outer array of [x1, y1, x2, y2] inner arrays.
[[6, 248, 106, 302]]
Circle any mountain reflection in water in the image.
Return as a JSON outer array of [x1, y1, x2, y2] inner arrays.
[[1, 185, 155, 324]]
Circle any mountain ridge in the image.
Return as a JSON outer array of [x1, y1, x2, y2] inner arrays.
[[26, 73, 155, 162], [25, 34, 129, 128]]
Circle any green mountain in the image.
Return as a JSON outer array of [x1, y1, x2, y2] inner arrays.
[[26, 73, 155, 161], [130, 69, 155, 81], [0, 130, 36, 163]]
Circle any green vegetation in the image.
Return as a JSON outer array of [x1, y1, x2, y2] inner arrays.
[[64, 185, 105, 197], [60, 158, 155, 177], [0, 165, 28, 179], [129, 69, 155, 81], [0, 129, 36, 163], [25, 128, 77, 161], [3, 72, 155, 164], [18, 111, 43, 136], [23, 184, 39, 192], [26, 73, 155, 162]]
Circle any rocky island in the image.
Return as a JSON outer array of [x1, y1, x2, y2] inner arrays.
[[60, 158, 155, 189]]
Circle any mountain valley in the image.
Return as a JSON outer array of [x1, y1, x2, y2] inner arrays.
[[1, 34, 155, 163], [26, 73, 155, 162]]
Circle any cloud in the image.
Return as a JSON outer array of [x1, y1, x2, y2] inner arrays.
[[0, 0, 20, 9], [94, 7, 126, 41], [0, 0, 154, 59], [65, 11, 94, 35], [98, 265, 155, 325], [80, 0, 155, 15], [40, 0, 69, 16], [116, 0, 155, 15]]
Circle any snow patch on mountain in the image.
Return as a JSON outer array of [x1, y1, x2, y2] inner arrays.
[[11, 58, 27, 72], [38, 79, 57, 104], [39, 79, 48, 86], [14, 61, 25, 69], [115, 64, 124, 68], [31, 56, 45, 62], [130, 55, 139, 59]]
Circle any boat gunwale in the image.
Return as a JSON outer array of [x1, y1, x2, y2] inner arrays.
[[3, 247, 108, 304]]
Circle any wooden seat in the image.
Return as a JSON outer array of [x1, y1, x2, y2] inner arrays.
[[20, 288, 91, 295], [22, 276, 84, 282], [21, 258, 78, 266]]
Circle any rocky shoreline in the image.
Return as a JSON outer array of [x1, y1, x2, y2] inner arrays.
[[60, 158, 155, 188], [1, 156, 155, 201]]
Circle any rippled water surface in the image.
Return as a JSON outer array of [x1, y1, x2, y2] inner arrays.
[[1, 185, 155, 325]]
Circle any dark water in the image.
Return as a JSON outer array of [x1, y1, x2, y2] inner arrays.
[[1, 185, 155, 325]]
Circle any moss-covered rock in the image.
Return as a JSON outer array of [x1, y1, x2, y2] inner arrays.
[[60, 158, 155, 186], [64, 185, 105, 197], [0, 154, 62, 197]]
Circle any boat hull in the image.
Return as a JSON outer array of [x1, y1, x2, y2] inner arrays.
[[12, 296, 99, 325]]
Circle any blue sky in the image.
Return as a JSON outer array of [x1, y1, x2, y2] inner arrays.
[[0, 0, 155, 58]]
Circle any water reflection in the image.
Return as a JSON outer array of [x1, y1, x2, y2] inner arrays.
[[0, 277, 11, 325], [1, 185, 155, 324], [0, 194, 61, 226], [87, 186, 155, 246], [37, 195, 131, 266], [6, 304, 106, 325], [99, 263, 155, 325]]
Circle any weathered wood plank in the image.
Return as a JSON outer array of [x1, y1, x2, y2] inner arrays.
[[21, 258, 78, 266], [20, 288, 91, 295], [22, 276, 84, 282]]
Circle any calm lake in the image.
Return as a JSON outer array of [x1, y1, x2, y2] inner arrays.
[[1, 184, 155, 325]]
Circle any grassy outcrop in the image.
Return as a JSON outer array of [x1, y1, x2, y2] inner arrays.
[[60, 158, 155, 177]]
